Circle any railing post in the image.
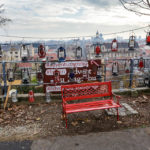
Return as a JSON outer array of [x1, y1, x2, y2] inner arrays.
[[129, 59, 134, 88], [2, 61, 7, 97]]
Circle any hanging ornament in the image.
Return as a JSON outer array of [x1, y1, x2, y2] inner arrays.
[[112, 62, 119, 76], [22, 68, 30, 84], [54, 70, 60, 84], [138, 57, 144, 71], [125, 60, 130, 73], [28, 90, 35, 103], [69, 68, 75, 82], [96, 66, 102, 82], [45, 92, 51, 103], [38, 44, 46, 58], [37, 68, 43, 83], [146, 32, 150, 45], [129, 35, 135, 50], [57, 47, 66, 62], [7, 68, 14, 82], [111, 38, 118, 52], [21, 44, 29, 61], [76, 46, 82, 59], [95, 45, 101, 56]]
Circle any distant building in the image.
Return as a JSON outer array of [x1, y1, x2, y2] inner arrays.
[[1, 44, 21, 61], [1, 44, 35, 61], [89, 42, 140, 60]]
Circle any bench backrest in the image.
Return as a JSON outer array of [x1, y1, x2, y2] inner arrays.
[[61, 81, 112, 102]]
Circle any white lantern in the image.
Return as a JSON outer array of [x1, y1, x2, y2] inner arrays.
[[129, 36, 135, 50], [21, 44, 29, 61], [22, 69, 30, 84], [76, 46, 82, 59]]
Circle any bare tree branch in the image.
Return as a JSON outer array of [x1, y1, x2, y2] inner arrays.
[[119, 0, 150, 16], [0, 4, 11, 26]]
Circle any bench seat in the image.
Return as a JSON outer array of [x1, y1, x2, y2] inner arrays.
[[65, 99, 121, 114], [61, 81, 121, 128]]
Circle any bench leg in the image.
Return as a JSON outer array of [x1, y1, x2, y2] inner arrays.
[[116, 107, 119, 121], [65, 113, 68, 128]]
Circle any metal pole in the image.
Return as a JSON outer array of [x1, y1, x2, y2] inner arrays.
[[129, 59, 134, 88], [2, 61, 7, 97]]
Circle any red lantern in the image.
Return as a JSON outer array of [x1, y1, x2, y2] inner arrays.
[[28, 90, 34, 103], [38, 44, 46, 58], [37, 71, 43, 82], [54, 70, 60, 84], [111, 39, 118, 52], [139, 58, 144, 70], [95, 45, 101, 55], [125, 60, 130, 73], [146, 32, 150, 45]]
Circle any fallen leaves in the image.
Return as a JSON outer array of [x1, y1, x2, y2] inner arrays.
[[71, 121, 78, 126], [36, 117, 41, 121]]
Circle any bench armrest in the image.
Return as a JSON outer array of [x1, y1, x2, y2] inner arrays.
[[112, 93, 121, 99], [112, 92, 121, 104]]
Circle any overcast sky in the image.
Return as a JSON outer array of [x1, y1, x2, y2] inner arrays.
[[0, 0, 150, 41]]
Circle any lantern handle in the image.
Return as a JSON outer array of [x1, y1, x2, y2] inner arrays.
[[129, 30, 135, 37]]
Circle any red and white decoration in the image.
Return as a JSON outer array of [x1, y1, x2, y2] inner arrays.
[[38, 44, 46, 58], [111, 39, 118, 52]]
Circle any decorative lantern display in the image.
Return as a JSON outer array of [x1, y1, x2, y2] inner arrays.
[[76, 46, 82, 59], [69, 68, 75, 82], [37, 65, 43, 83], [46, 92, 51, 103], [96, 66, 102, 81], [37, 70, 43, 83], [7, 68, 14, 82], [38, 44, 46, 58], [144, 77, 150, 87], [0, 45, 2, 58], [95, 45, 101, 56], [10, 89, 18, 103], [101, 45, 106, 52], [111, 39, 118, 52], [28, 90, 34, 103], [57, 46, 66, 62], [129, 35, 135, 50], [138, 57, 144, 70], [54, 70, 60, 84], [125, 60, 130, 73], [22, 68, 30, 84], [112, 62, 119, 76], [21, 44, 29, 61], [146, 32, 150, 45], [120, 81, 124, 91], [144, 70, 150, 87]]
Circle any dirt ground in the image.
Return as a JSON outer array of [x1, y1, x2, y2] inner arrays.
[[0, 93, 150, 141]]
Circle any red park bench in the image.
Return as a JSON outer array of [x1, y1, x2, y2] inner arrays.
[[61, 81, 121, 128]]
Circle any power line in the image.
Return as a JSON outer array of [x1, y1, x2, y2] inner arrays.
[[0, 25, 149, 40], [103, 25, 150, 36]]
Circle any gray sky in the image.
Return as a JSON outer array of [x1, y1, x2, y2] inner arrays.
[[0, 0, 150, 41]]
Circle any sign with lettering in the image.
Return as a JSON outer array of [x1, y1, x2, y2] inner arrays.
[[43, 60, 101, 92]]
